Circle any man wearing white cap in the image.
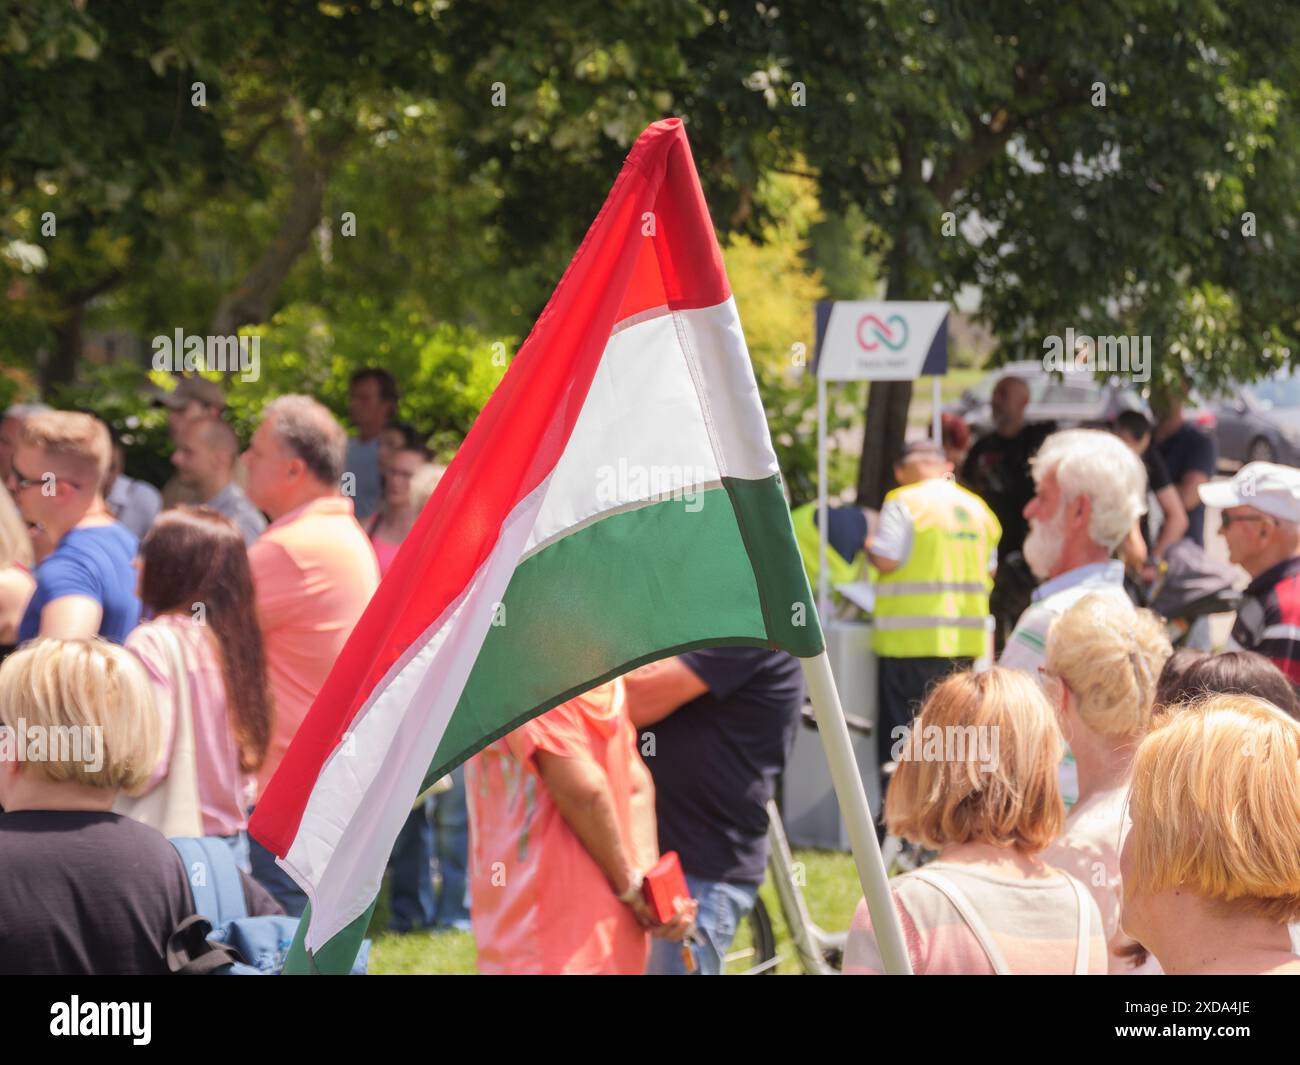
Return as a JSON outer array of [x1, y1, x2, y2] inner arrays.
[[1201, 462, 1300, 687]]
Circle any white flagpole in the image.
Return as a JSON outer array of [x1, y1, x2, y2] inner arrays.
[[816, 374, 829, 617], [800, 650, 913, 975]]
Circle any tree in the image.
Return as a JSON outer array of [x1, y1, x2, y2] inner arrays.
[[677, 0, 1300, 504]]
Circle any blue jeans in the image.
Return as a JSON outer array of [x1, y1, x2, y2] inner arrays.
[[246, 807, 309, 918], [646, 874, 758, 975], [388, 767, 470, 932]]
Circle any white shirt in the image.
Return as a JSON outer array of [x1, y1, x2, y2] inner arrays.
[[999, 560, 1129, 675]]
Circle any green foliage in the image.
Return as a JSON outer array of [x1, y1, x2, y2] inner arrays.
[[230, 298, 508, 461], [50, 361, 173, 487]]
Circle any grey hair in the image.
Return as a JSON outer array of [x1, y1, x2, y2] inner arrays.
[[1031, 428, 1147, 551], [3, 402, 52, 422], [263, 395, 346, 486]]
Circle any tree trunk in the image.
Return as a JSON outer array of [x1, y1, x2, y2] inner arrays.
[[209, 103, 342, 336], [855, 225, 919, 508], [42, 301, 85, 393]]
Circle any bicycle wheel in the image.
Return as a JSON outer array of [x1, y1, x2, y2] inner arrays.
[[744, 896, 778, 974]]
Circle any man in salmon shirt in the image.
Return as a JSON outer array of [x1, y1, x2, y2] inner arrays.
[[466, 678, 696, 974], [242, 394, 381, 914]]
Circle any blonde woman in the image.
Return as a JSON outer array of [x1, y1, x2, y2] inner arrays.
[[844, 667, 1107, 974], [0, 638, 195, 974], [1041, 593, 1171, 972], [1121, 695, 1300, 974], [0, 482, 35, 656]]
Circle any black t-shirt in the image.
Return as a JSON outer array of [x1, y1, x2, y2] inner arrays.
[[639, 647, 804, 885], [0, 810, 194, 975], [1140, 447, 1173, 548], [959, 422, 1055, 558], [1155, 423, 1217, 547]]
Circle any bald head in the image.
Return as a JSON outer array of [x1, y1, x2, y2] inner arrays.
[[894, 443, 953, 486], [172, 415, 240, 498], [991, 375, 1031, 436]]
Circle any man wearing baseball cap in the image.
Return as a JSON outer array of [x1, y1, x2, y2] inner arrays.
[[153, 376, 229, 508], [1201, 462, 1300, 688]]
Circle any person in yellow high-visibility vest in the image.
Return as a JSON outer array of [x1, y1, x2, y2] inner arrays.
[[867, 440, 1001, 805], [790, 500, 871, 605]]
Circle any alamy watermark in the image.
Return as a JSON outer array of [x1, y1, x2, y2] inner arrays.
[[152, 329, 260, 382], [1042, 327, 1151, 383], [0, 720, 103, 772], [890, 723, 1000, 773], [595, 460, 711, 513]]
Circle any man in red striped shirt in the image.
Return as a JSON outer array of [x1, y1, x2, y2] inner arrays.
[[1201, 463, 1300, 688]]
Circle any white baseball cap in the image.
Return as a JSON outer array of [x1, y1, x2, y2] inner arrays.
[[1199, 462, 1300, 523]]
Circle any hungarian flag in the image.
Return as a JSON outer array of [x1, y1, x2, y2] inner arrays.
[[250, 118, 824, 973]]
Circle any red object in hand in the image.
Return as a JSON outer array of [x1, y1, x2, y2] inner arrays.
[[642, 851, 691, 924]]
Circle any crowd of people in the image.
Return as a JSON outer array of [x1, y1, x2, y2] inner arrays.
[[1, 366, 1299, 976]]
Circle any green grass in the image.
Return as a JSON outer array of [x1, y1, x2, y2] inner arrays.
[[367, 848, 863, 975]]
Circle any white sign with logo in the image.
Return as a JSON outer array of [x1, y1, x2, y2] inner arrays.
[[813, 301, 949, 382]]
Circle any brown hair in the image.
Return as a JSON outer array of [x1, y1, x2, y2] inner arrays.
[[139, 507, 273, 772], [1154, 648, 1209, 711], [884, 667, 1065, 853], [1155, 650, 1299, 721], [20, 410, 111, 486]]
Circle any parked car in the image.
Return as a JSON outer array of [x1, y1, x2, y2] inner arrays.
[[946, 361, 1148, 439], [1207, 373, 1300, 469]]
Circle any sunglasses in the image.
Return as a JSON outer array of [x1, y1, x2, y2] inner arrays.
[[1219, 511, 1272, 530]]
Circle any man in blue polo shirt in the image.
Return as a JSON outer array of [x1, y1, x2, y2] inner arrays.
[[7, 411, 139, 643], [624, 646, 804, 975]]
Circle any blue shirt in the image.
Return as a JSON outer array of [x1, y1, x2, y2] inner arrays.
[[345, 436, 382, 522], [1156, 423, 1217, 546], [639, 647, 805, 885], [18, 524, 141, 644]]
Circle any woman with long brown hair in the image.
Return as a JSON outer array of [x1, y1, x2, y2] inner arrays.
[[123, 506, 273, 865]]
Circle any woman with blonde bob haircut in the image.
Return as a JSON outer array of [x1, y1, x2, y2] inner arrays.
[[1121, 695, 1300, 975], [1041, 593, 1171, 972], [844, 667, 1106, 974], [0, 638, 196, 974]]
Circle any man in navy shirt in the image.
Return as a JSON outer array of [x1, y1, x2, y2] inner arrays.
[[1153, 393, 1218, 547], [624, 646, 805, 975], [6, 411, 140, 643]]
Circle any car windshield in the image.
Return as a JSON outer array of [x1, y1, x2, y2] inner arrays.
[[1248, 376, 1300, 410]]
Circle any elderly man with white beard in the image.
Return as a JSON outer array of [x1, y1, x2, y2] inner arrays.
[[999, 429, 1148, 676]]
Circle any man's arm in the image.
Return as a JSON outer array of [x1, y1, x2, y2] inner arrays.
[[623, 658, 709, 728], [1176, 432, 1217, 513], [866, 498, 912, 574], [39, 594, 103, 640], [1176, 470, 1210, 515], [1150, 483, 1189, 559], [626, 753, 659, 872], [535, 749, 640, 898]]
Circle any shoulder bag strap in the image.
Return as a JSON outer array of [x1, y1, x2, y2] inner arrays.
[[909, 868, 1012, 975], [1067, 873, 1092, 975]]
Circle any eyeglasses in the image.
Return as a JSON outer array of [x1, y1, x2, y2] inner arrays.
[[8, 462, 79, 493], [1219, 512, 1271, 530]]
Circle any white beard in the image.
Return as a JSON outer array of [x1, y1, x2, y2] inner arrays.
[[1023, 504, 1067, 580]]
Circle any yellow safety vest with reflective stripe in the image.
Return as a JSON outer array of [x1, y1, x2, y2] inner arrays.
[[791, 502, 864, 596], [871, 478, 1001, 659]]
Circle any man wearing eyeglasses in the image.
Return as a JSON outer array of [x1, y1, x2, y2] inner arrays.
[[1201, 463, 1300, 689], [5, 411, 140, 643]]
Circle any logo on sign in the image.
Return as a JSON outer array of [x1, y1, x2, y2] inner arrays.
[[856, 313, 909, 352]]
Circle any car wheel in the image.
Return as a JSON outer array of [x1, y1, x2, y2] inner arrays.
[[1248, 437, 1277, 464]]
